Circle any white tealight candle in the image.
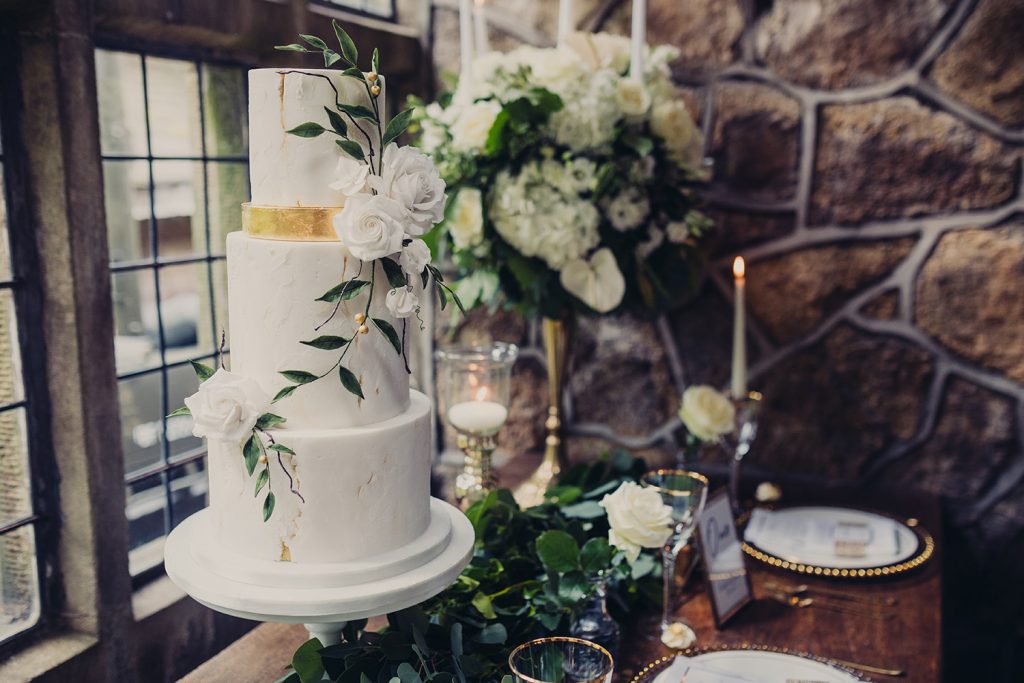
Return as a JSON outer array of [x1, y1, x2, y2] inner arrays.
[[448, 400, 508, 435], [731, 256, 747, 397]]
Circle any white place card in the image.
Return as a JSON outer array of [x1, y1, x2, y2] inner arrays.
[[697, 489, 753, 627]]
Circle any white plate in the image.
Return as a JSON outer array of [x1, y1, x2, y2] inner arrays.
[[744, 506, 919, 569], [652, 650, 862, 683]]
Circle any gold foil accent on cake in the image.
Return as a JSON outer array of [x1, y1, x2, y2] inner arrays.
[[242, 202, 342, 241]]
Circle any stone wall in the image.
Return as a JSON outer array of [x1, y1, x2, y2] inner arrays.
[[427, 0, 1024, 677]]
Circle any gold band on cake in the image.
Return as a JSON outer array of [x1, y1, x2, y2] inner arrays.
[[241, 203, 342, 241]]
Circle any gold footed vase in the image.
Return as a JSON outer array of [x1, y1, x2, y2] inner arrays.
[[514, 317, 573, 508]]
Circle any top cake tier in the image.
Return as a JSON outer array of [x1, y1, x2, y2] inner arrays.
[[248, 68, 381, 208]]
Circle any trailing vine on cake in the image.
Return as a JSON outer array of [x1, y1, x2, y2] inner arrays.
[[272, 24, 462, 403], [170, 358, 302, 523]]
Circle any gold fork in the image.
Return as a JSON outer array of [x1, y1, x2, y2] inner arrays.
[[765, 591, 893, 619], [765, 580, 898, 607]]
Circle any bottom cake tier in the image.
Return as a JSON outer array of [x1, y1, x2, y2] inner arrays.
[[207, 390, 432, 564]]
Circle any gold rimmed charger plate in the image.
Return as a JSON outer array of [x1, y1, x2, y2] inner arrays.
[[630, 643, 871, 682], [739, 505, 935, 579]]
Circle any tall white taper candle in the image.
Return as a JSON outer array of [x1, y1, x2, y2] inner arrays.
[[630, 0, 647, 79], [731, 257, 747, 397], [459, 0, 475, 82], [557, 0, 574, 46], [473, 0, 490, 55]]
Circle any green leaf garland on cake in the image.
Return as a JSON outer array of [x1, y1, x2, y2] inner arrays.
[[272, 22, 463, 402]]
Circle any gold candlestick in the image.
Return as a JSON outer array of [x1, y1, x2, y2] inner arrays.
[[514, 316, 573, 508]]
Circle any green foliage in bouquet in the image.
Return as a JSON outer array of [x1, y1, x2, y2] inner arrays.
[[277, 453, 661, 683], [411, 36, 713, 319]]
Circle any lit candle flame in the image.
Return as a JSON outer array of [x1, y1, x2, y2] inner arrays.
[[733, 256, 745, 280]]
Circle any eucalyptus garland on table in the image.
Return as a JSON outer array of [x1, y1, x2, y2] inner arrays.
[[277, 453, 665, 683], [171, 359, 301, 523], [273, 24, 463, 404]]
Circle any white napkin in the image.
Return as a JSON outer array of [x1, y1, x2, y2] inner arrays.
[[660, 655, 761, 682], [744, 509, 899, 561]]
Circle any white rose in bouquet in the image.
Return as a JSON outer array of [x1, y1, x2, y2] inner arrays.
[[400, 238, 432, 277], [328, 156, 369, 197], [450, 100, 503, 153], [563, 31, 632, 74], [370, 144, 447, 235], [600, 481, 673, 563], [606, 189, 650, 231], [679, 385, 736, 442], [184, 368, 270, 443], [334, 194, 405, 262], [448, 187, 485, 251], [385, 286, 419, 318], [615, 78, 652, 117], [559, 248, 625, 313], [651, 100, 704, 170]]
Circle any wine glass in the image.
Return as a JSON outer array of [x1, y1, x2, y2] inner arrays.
[[435, 342, 518, 508], [641, 469, 709, 649], [723, 390, 762, 516], [509, 637, 614, 683]]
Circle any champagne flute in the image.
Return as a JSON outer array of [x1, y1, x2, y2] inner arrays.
[[641, 469, 709, 649], [509, 637, 614, 683]]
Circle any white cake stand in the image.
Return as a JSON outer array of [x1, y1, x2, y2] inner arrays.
[[164, 497, 475, 646]]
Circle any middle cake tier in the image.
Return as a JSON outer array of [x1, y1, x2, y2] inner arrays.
[[226, 230, 410, 429], [207, 390, 432, 565]]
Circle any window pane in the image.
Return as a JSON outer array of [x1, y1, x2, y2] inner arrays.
[[0, 165, 11, 283], [0, 524, 41, 642], [167, 362, 203, 460], [0, 408, 33, 529], [152, 160, 206, 258], [145, 57, 201, 157], [95, 50, 147, 157], [202, 64, 247, 157], [126, 473, 166, 574], [103, 159, 151, 263], [118, 371, 164, 477], [159, 263, 213, 365], [169, 460, 207, 529], [207, 161, 248, 255], [112, 269, 160, 375], [0, 290, 24, 407]]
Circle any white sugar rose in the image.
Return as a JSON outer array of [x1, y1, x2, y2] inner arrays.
[[679, 385, 736, 442], [385, 286, 419, 318], [328, 155, 369, 197], [370, 144, 447, 235], [448, 187, 485, 250], [606, 189, 650, 231], [184, 369, 270, 443], [559, 248, 625, 314], [650, 100, 704, 170], [334, 193, 405, 262], [615, 78, 651, 117], [600, 482, 673, 563], [400, 238, 432, 277], [450, 100, 503, 153]]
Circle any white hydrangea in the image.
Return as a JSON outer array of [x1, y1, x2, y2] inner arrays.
[[489, 161, 600, 271], [548, 69, 621, 152]]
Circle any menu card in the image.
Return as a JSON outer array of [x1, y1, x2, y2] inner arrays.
[[744, 509, 899, 560]]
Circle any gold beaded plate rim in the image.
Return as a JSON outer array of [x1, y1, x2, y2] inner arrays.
[[738, 505, 935, 580], [629, 643, 871, 683]]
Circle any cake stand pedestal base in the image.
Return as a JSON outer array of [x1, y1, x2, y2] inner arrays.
[[164, 497, 474, 645]]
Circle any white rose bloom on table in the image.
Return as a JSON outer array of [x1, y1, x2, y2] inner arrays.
[[650, 100, 704, 170], [559, 248, 625, 313], [328, 156, 369, 197], [615, 78, 651, 117], [333, 194, 405, 262], [600, 481, 674, 563], [385, 286, 419, 318], [370, 144, 447, 235], [184, 369, 270, 443], [679, 385, 736, 442], [399, 238, 431, 277], [606, 189, 650, 231], [448, 188, 485, 251], [450, 100, 503, 153]]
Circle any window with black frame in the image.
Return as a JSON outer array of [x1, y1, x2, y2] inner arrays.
[[314, 0, 396, 20], [95, 49, 250, 579]]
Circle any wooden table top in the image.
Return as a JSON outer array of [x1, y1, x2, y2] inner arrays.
[[179, 471, 942, 683]]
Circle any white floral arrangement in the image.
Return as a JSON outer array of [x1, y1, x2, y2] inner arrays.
[[413, 32, 712, 317], [273, 24, 464, 402]]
